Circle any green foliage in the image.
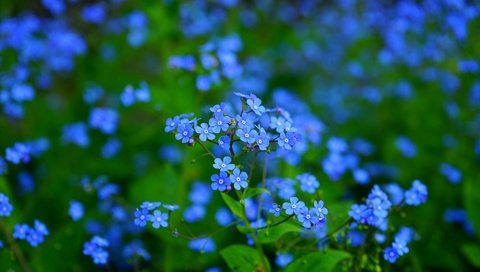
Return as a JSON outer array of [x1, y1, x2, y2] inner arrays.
[[257, 221, 301, 244], [284, 249, 351, 272], [220, 244, 269, 272]]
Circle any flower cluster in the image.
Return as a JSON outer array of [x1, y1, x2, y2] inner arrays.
[[349, 185, 392, 229], [166, 93, 301, 154], [275, 197, 328, 229], [83, 236, 109, 265], [13, 220, 49, 247], [383, 227, 415, 263], [0, 193, 13, 216], [134, 201, 177, 229]]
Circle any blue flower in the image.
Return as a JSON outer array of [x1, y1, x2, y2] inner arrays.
[[405, 180, 427, 206], [348, 204, 368, 222], [440, 163, 462, 184], [175, 123, 194, 143], [13, 224, 29, 240], [195, 123, 215, 141], [0, 193, 13, 216], [210, 103, 226, 118], [218, 135, 230, 150], [297, 207, 319, 228], [5, 143, 30, 164], [183, 205, 206, 223], [270, 116, 288, 133], [229, 168, 248, 190], [236, 113, 255, 130], [83, 236, 109, 265], [246, 94, 266, 116], [392, 237, 409, 256], [134, 208, 149, 227], [120, 85, 136, 107], [275, 252, 293, 268], [209, 116, 230, 133], [196, 75, 211, 91], [236, 128, 257, 144], [384, 247, 399, 263], [189, 182, 212, 205], [313, 200, 328, 219], [297, 173, 319, 194], [163, 204, 180, 212], [189, 237, 216, 253], [255, 128, 270, 151], [69, 201, 84, 221], [62, 122, 90, 147], [165, 116, 181, 133], [278, 132, 295, 150], [82, 3, 106, 24], [268, 203, 281, 217], [282, 197, 305, 215], [213, 156, 235, 172], [140, 201, 161, 210], [89, 108, 119, 135], [148, 210, 169, 229], [210, 171, 231, 191], [215, 208, 233, 226]]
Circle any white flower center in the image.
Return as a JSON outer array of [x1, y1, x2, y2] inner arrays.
[[245, 133, 249, 138], [258, 139, 262, 144], [204, 129, 209, 134], [284, 138, 289, 143], [218, 179, 224, 184], [217, 121, 222, 125], [236, 177, 241, 182], [221, 163, 226, 168], [183, 131, 188, 136], [291, 204, 296, 209]]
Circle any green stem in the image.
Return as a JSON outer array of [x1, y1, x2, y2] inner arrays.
[[195, 137, 215, 159], [0, 221, 32, 272]]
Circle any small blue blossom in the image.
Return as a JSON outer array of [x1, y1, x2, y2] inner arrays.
[[134, 208, 149, 227], [218, 135, 230, 150], [297, 173, 319, 194], [278, 132, 296, 150], [120, 85, 136, 106], [282, 197, 305, 215], [236, 128, 257, 144], [270, 116, 287, 133], [392, 237, 409, 256], [0, 193, 13, 216], [140, 201, 161, 210], [229, 168, 248, 190], [175, 123, 194, 143], [13, 224, 29, 240], [268, 203, 281, 217], [183, 205, 206, 223], [297, 208, 319, 228], [313, 200, 328, 219], [215, 208, 233, 226], [255, 128, 270, 151], [89, 108, 119, 135], [148, 210, 169, 229], [195, 123, 215, 141], [440, 163, 462, 184], [69, 200, 84, 221], [246, 94, 266, 116], [405, 180, 428, 206], [163, 204, 180, 212], [236, 113, 255, 130], [213, 156, 235, 172], [188, 237, 216, 253], [384, 247, 399, 263], [209, 116, 230, 133], [189, 182, 212, 205], [210, 171, 231, 191], [62, 122, 90, 147], [165, 116, 181, 133], [5, 143, 30, 164], [83, 236, 109, 265]]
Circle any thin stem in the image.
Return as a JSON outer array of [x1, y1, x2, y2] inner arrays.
[[255, 214, 295, 231], [195, 137, 215, 159], [309, 218, 353, 248], [0, 221, 32, 272]]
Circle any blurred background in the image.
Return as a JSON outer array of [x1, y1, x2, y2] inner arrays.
[[0, 0, 479, 271]]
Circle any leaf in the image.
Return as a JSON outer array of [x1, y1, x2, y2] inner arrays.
[[220, 244, 269, 272], [257, 221, 301, 244], [463, 177, 480, 237], [284, 249, 351, 272], [221, 193, 246, 221], [244, 188, 270, 199], [461, 243, 480, 268]]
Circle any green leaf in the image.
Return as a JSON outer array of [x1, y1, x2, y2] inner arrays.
[[464, 177, 480, 237], [257, 221, 301, 244], [244, 188, 270, 199], [221, 193, 246, 221], [220, 244, 269, 272], [461, 243, 480, 268], [284, 249, 351, 272]]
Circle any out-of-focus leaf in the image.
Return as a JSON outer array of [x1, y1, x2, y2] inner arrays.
[[284, 249, 351, 272], [220, 244, 270, 272], [461, 243, 480, 268], [257, 221, 301, 244], [244, 187, 270, 199], [464, 177, 480, 237], [221, 193, 246, 221]]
